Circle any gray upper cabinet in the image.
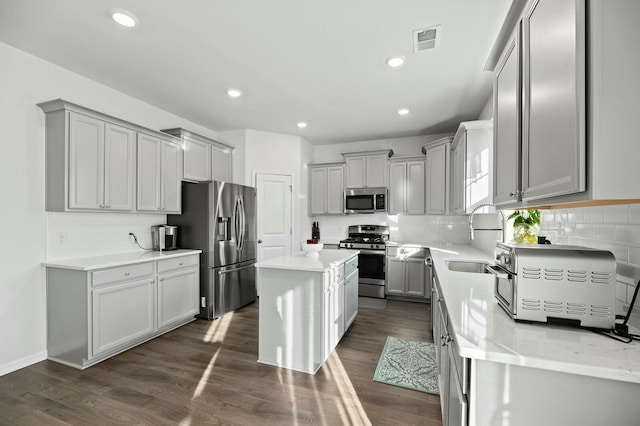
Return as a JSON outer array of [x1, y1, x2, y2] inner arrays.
[[492, 0, 603, 208], [161, 128, 234, 183], [452, 120, 493, 213], [423, 138, 452, 215], [388, 156, 425, 215], [38, 101, 136, 212], [308, 162, 344, 216], [493, 32, 521, 206], [521, 0, 586, 202], [343, 150, 393, 188], [137, 133, 182, 214]]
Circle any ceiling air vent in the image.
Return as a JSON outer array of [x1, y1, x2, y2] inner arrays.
[[413, 25, 440, 53]]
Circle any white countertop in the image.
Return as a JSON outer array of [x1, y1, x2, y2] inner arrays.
[[254, 249, 359, 272], [42, 249, 202, 271], [429, 243, 640, 384]]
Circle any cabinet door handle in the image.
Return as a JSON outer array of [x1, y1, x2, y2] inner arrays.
[[124, 272, 131, 276], [99, 204, 105, 208], [159, 277, 164, 281], [178, 261, 184, 266], [106, 204, 111, 208], [151, 279, 155, 284]]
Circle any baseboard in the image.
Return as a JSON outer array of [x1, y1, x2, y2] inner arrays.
[[0, 351, 47, 377]]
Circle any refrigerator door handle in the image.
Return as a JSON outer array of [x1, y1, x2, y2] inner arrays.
[[218, 261, 255, 275], [234, 197, 241, 251], [239, 196, 246, 252]]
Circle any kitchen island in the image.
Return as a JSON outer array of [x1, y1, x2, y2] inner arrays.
[[255, 249, 359, 374], [427, 243, 640, 426]]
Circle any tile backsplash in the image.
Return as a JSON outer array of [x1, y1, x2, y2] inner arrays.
[[539, 204, 640, 327]]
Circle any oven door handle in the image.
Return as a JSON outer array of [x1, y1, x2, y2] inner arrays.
[[358, 249, 385, 255], [486, 265, 511, 279]]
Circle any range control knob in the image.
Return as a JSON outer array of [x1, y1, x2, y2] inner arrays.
[[370, 244, 375, 249], [349, 243, 353, 249], [375, 244, 380, 249]]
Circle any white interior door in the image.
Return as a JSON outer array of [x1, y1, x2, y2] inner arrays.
[[255, 172, 292, 262]]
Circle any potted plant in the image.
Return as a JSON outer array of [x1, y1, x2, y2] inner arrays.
[[508, 209, 541, 244]]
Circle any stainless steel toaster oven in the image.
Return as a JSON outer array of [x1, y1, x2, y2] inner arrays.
[[488, 242, 617, 329]]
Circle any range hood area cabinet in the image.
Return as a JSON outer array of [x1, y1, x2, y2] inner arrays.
[[388, 156, 425, 215], [451, 120, 493, 214], [161, 128, 233, 183], [38, 100, 182, 213], [308, 162, 345, 216], [342, 150, 393, 189], [423, 138, 452, 215], [491, 0, 640, 209]]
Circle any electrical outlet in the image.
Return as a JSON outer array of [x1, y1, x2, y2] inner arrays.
[[55, 232, 67, 246]]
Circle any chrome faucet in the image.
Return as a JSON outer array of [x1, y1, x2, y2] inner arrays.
[[469, 203, 506, 241]]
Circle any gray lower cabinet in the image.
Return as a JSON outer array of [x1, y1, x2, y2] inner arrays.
[[386, 246, 428, 298], [344, 256, 358, 329], [432, 270, 469, 426], [46, 254, 199, 369]]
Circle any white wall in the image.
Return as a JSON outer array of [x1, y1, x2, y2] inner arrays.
[[0, 41, 231, 375], [241, 129, 311, 253]]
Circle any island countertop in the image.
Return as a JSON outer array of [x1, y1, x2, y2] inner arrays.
[[254, 249, 359, 272]]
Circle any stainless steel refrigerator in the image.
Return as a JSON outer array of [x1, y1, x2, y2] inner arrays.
[[168, 181, 257, 319]]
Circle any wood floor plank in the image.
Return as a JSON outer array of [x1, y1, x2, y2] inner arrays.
[[0, 299, 441, 425]]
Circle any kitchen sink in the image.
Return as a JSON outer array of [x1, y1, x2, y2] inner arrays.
[[445, 260, 491, 274]]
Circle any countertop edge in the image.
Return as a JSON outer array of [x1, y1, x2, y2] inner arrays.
[[42, 249, 203, 271]]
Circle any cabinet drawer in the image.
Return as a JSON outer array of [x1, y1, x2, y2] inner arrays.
[[345, 256, 358, 276], [92, 262, 154, 288], [386, 246, 427, 259], [157, 254, 199, 273]]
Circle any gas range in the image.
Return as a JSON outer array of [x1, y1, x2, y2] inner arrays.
[[339, 225, 389, 298], [338, 225, 390, 251]]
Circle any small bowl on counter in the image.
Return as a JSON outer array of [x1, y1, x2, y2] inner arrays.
[[302, 240, 323, 257]]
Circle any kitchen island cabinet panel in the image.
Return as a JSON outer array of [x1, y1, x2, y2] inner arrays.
[[256, 250, 359, 374]]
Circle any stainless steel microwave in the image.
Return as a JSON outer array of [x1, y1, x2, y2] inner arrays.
[[344, 188, 387, 214]]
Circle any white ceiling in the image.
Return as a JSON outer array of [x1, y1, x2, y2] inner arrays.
[[0, 0, 512, 144]]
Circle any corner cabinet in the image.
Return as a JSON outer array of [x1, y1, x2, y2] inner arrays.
[[46, 252, 200, 369], [386, 246, 428, 299], [423, 138, 452, 215], [308, 162, 344, 216], [137, 133, 182, 214], [342, 150, 393, 189], [388, 156, 425, 215], [451, 120, 493, 213], [161, 128, 234, 183]]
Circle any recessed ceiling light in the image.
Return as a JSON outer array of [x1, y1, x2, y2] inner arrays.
[[227, 88, 242, 98], [297, 122, 307, 128], [397, 108, 410, 116], [110, 9, 138, 28], [386, 55, 406, 68]]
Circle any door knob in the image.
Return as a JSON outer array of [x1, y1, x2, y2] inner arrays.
[[258, 239, 263, 244]]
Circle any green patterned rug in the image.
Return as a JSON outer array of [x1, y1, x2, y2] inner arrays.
[[373, 336, 439, 394]]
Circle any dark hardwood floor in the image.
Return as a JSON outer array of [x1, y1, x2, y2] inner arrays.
[[0, 299, 442, 425]]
